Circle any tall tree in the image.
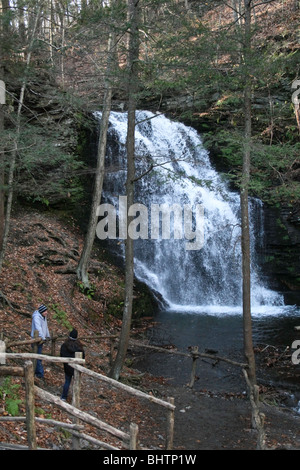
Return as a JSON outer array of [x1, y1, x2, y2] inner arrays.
[[0, 0, 9, 250], [0, 2, 42, 272], [0, 88, 4, 251], [240, 0, 256, 388], [109, 0, 140, 381], [77, 19, 117, 289]]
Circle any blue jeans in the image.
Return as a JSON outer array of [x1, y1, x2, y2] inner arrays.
[[35, 343, 44, 378], [61, 374, 72, 400]]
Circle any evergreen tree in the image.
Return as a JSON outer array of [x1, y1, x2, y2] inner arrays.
[[109, 0, 141, 381], [76, 0, 119, 289]]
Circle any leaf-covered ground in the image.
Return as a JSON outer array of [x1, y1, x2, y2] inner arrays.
[[0, 208, 300, 451]]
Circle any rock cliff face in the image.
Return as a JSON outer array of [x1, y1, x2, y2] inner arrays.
[[262, 204, 300, 302], [13, 76, 299, 300]]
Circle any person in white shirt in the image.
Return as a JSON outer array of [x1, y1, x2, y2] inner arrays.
[[31, 304, 50, 379]]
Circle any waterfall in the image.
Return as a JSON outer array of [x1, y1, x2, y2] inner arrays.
[[95, 110, 285, 315]]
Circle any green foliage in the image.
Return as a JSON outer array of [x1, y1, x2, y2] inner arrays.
[[1, 0, 298, 216], [204, 130, 243, 168], [204, 126, 300, 205], [0, 377, 22, 416], [0, 113, 85, 207], [216, 94, 243, 109], [51, 304, 73, 330], [137, 0, 300, 212], [35, 406, 52, 419], [77, 282, 96, 300], [107, 296, 124, 319], [77, 0, 127, 25], [11, 121, 85, 206], [249, 141, 300, 205]]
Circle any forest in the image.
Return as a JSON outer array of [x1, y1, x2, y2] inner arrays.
[[0, 0, 299, 452]]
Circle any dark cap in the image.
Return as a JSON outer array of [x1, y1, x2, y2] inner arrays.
[[69, 328, 78, 340], [38, 304, 47, 314]]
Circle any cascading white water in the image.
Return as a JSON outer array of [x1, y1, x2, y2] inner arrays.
[[96, 110, 285, 315]]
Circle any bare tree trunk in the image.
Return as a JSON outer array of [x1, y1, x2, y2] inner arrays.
[[24, 361, 37, 450], [77, 25, 117, 289], [0, 0, 10, 253], [17, 0, 26, 44], [241, 0, 256, 387], [58, 3, 66, 88], [109, 0, 140, 381], [0, 84, 4, 251], [231, 0, 242, 25], [0, 4, 42, 272]]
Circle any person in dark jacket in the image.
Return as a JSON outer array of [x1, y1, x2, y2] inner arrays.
[[60, 328, 85, 401]]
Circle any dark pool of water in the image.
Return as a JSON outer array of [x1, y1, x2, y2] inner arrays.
[[146, 307, 300, 352], [134, 306, 300, 393]]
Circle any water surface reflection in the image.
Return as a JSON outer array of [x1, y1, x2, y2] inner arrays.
[[135, 307, 300, 391]]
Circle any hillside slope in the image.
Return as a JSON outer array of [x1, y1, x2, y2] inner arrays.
[[0, 209, 300, 450]]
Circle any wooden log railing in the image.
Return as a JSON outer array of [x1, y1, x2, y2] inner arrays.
[[0, 327, 249, 449], [128, 338, 248, 388], [4, 331, 209, 388], [0, 335, 175, 451], [71, 362, 176, 450], [126, 340, 267, 449], [1, 327, 267, 450], [4, 332, 118, 364], [0, 349, 138, 450]]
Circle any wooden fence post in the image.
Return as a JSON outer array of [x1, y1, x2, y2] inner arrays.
[[51, 334, 56, 356], [24, 361, 37, 450], [129, 423, 139, 450], [242, 368, 266, 450], [189, 346, 199, 388], [72, 352, 82, 450], [0, 338, 6, 365], [166, 397, 174, 450]]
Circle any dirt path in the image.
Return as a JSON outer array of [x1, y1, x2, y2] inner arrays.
[[160, 382, 300, 450], [130, 343, 300, 450]]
